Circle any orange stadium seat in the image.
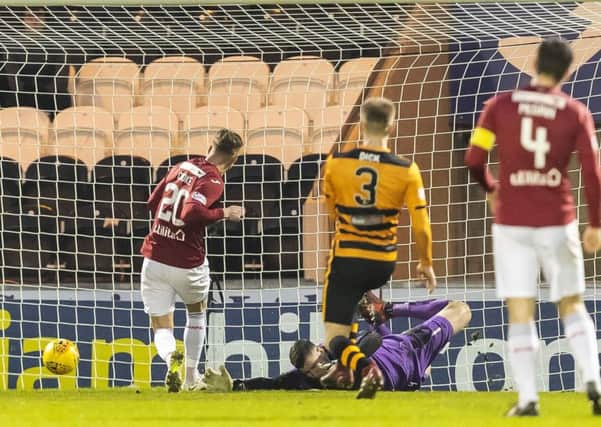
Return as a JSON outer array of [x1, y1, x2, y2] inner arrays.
[[0, 107, 50, 171], [74, 57, 140, 115], [302, 195, 331, 282], [270, 56, 335, 111], [114, 106, 179, 167], [181, 106, 245, 156], [337, 57, 378, 106], [142, 56, 205, 119], [246, 107, 309, 169], [51, 106, 114, 170], [309, 105, 351, 154], [207, 56, 269, 114]]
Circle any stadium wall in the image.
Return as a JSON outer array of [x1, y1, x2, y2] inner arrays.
[[0, 289, 598, 391]]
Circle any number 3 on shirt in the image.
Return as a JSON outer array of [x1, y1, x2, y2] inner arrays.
[[520, 117, 550, 169], [158, 182, 189, 226], [354, 167, 378, 205]]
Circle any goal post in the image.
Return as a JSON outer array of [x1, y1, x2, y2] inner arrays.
[[0, 2, 599, 391]]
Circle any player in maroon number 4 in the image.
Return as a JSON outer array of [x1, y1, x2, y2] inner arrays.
[[140, 129, 245, 392], [465, 39, 601, 417]]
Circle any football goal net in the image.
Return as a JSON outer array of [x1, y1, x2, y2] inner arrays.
[[0, 1, 599, 391]]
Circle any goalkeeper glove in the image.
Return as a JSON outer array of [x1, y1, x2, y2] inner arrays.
[[203, 365, 233, 392]]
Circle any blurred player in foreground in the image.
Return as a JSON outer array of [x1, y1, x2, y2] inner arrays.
[[140, 129, 245, 392], [466, 39, 601, 416], [320, 97, 437, 399], [202, 292, 470, 393]]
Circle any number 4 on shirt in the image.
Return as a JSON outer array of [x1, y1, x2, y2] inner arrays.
[[520, 117, 550, 169]]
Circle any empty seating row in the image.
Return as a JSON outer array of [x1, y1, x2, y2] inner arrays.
[[0, 153, 327, 284], [72, 56, 377, 116], [1, 203, 328, 285], [1, 153, 324, 205], [0, 105, 348, 171]]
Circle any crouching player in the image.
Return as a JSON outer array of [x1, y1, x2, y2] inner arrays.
[[202, 292, 471, 393]]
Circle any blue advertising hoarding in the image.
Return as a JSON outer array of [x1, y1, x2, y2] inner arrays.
[[0, 289, 598, 392]]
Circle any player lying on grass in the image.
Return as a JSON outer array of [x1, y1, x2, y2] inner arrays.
[[202, 292, 471, 393]]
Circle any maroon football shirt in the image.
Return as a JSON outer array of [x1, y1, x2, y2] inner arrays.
[[466, 85, 601, 227], [140, 158, 224, 268]]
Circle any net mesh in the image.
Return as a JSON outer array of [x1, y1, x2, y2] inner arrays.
[[0, 2, 599, 391]]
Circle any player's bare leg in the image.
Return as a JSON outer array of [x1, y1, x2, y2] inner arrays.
[[558, 295, 601, 415], [182, 300, 208, 391], [151, 314, 183, 393], [505, 298, 540, 417]]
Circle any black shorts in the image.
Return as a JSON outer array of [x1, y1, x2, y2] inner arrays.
[[322, 256, 396, 325]]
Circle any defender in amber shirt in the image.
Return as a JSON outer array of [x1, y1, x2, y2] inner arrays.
[[321, 97, 436, 399]]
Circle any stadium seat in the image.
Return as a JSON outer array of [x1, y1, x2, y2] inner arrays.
[[1, 204, 59, 284], [114, 106, 179, 168], [301, 196, 331, 282], [246, 107, 309, 169], [283, 153, 325, 204], [225, 155, 291, 277], [21, 155, 90, 220], [212, 154, 284, 276], [51, 106, 114, 170], [155, 154, 204, 184], [74, 57, 140, 115], [224, 154, 283, 219], [0, 107, 51, 171], [309, 105, 351, 154], [91, 155, 153, 277], [337, 57, 378, 106], [270, 56, 335, 111], [207, 56, 269, 114], [261, 153, 324, 278], [207, 154, 243, 276], [92, 155, 152, 238], [57, 200, 131, 284], [206, 224, 244, 278], [92, 155, 153, 212], [0, 157, 21, 214], [181, 106, 245, 156], [261, 196, 302, 278], [223, 154, 282, 231], [142, 56, 205, 119]]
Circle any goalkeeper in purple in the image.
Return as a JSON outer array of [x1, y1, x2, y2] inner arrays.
[[203, 292, 471, 392]]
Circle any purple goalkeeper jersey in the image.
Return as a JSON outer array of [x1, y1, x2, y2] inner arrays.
[[368, 316, 453, 391], [233, 315, 454, 392]]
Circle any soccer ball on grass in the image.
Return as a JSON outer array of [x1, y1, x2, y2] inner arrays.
[[42, 339, 79, 375]]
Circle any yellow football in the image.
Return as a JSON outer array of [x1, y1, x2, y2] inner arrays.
[[42, 339, 80, 375]]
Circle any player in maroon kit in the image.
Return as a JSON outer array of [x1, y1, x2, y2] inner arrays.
[[140, 129, 244, 392], [466, 39, 601, 416]]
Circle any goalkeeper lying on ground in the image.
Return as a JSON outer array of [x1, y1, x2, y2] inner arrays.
[[203, 293, 471, 392]]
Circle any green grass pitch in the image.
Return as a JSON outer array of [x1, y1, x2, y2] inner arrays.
[[0, 390, 599, 427]]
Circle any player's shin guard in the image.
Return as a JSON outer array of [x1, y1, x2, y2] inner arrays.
[[154, 328, 176, 365], [563, 311, 601, 392], [330, 336, 370, 374], [508, 322, 540, 408], [184, 311, 207, 386]]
